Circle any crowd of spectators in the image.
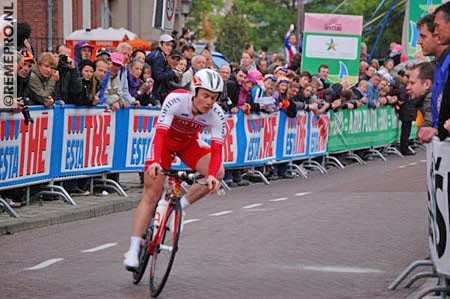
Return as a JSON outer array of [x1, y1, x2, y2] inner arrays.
[[2, 2, 450, 206]]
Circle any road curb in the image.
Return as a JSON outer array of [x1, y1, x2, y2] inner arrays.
[[0, 196, 141, 235]]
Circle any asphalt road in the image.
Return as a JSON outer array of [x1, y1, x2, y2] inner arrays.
[[0, 152, 430, 299]]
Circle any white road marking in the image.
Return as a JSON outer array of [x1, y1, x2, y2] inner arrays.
[[82, 243, 117, 253], [244, 208, 267, 212], [399, 165, 406, 168], [209, 210, 232, 216], [274, 264, 383, 274], [302, 265, 384, 274], [269, 197, 288, 202], [242, 203, 263, 209], [184, 219, 200, 224], [409, 162, 418, 166], [25, 258, 64, 270], [295, 192, 312, 197], [420, 160, 427, 163]]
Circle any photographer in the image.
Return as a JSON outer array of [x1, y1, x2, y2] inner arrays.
[[53, 44, 82, 104]]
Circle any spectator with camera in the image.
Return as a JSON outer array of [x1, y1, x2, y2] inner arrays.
[[25, 52, 58, 107], [137, 63, 159, 108], [53, 44, 82, 105], [125, 58, 146, 108]]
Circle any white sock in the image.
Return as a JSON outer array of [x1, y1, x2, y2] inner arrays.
[[180, 196, 191, 210], [129, 236, 142, 253]]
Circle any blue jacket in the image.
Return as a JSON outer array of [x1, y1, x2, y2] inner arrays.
[[145, 49, 177, 103], [432, 47, 450, 129]]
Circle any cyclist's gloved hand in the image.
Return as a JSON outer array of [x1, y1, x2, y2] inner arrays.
[[147, 162, 163, 179], [206, 175, 221, 194]]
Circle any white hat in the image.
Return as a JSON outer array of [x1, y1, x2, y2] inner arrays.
[[159, 34, 174, 43]]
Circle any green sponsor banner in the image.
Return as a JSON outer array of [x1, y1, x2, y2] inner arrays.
[[328, 105, 400, 152], [408, 0, 443, 59], [301, 13, 363, 86]]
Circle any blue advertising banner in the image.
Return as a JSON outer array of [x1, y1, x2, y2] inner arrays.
[[309, 113, 330, 157], [0, 106, 53, 187], [60, 106, 115, 176], [277, 111, 308, 161], [1, 105, 403, 191], [242, 112, 279, 165]]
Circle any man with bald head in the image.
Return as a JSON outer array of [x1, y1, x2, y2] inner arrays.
[[181, 55, 206, 87]]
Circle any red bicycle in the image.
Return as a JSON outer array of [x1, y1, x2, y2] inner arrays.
[[131, 169, 201, 298]]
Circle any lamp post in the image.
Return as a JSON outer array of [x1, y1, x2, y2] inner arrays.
[[297, 0, 304, 49]]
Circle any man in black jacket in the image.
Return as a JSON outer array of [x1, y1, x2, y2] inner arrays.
[[53, 44, 82, 104], [146, 34, 182, 104]]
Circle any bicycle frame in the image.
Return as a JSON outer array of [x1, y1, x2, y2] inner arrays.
[[148, 175, 182, 253], [132, 170, 202, 297]]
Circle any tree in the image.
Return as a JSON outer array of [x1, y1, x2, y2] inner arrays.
[[215, 6, 250, 63], [185, 0, 224, 42]]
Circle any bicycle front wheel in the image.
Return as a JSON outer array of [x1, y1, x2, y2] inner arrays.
[[133, 225, 153, 285], [149, 200, 182, 298]]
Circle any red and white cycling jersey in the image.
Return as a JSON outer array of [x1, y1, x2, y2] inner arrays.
[[146, 89, 226, 177]]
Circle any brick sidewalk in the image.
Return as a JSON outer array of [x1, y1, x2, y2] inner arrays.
[[0, 173, 143, 235]]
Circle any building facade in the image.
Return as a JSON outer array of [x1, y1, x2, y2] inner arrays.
[[17, 0, 191, 53]]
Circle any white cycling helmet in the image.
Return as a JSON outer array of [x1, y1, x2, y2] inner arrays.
[[191, 68, 224, 97]]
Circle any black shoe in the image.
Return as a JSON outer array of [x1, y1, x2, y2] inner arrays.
[[268, 175, 280, 181], [280, 173, 295, 179], [402, 150, 415, 156], [40, 193, 60, 201], [236, 179, 250, 187], [229, 182, 239, 188]]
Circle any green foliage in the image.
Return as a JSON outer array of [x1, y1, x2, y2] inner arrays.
[[185, 0, 225, 41], [215, 7, 250, 63], [232, 0, 296, 53], [186, 0, 405, 62]]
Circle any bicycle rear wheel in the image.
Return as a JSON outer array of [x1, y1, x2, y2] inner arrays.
[[149, 200, 182, 298], [133, 225, 153, 284]]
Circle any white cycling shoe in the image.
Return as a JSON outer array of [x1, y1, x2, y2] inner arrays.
[[123, 250, 139, 270]]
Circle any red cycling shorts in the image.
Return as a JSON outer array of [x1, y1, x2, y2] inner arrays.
[[147, 136, 211, 171]]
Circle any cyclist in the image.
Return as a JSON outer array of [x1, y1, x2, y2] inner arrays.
[[124, 68, 226, 270]]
